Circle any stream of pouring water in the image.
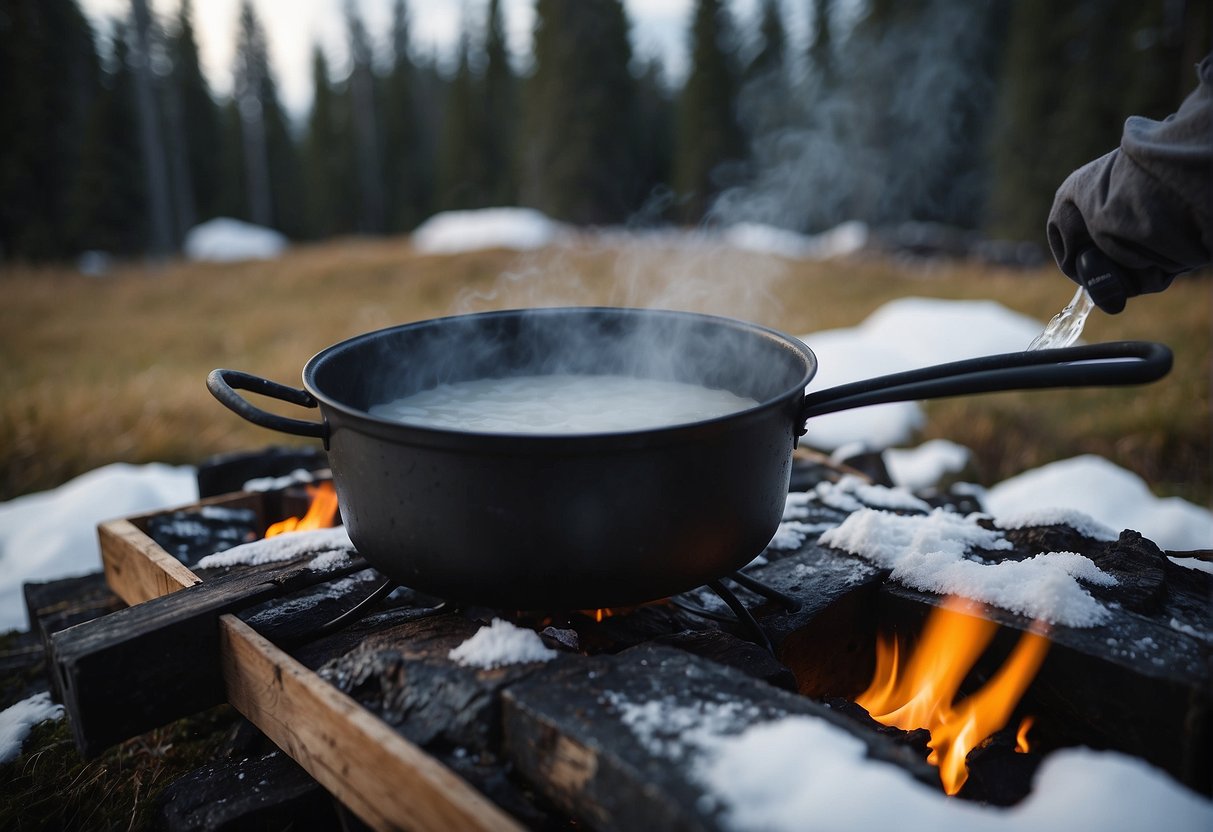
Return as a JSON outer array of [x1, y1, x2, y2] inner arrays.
[[1027, 286, 1095, 351]]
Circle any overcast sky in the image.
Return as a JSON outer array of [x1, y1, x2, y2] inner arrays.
[[79, 0, 813, 117]]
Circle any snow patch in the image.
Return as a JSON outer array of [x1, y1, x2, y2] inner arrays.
[[412, 207, 568, 253], [0, 692, 64, 764], [885, 439, 971, 490], [448, 618, 558, 669], [723, 220, 869, 260], [985, 456, 1213, 553], [696, 715, 1213, 832], [0, 463, 197, 632], [184, 217, 288, 262], [819, 508, 1114, 626]]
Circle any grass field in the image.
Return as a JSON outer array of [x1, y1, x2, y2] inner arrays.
[[2, 236, 1209, 506]]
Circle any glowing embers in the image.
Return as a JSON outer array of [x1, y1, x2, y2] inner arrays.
[[855, 596, 1049, 795], [265, 482, 340, 538]]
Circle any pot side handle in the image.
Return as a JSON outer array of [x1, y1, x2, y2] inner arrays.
[[207, 369, 328, 441], [798, 341, 1172, 426]]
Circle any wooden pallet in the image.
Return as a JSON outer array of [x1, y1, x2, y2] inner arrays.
[[96, 492, 522, 832]]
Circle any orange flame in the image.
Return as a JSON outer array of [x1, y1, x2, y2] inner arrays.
[[1015, 716, 1035, 753], [265, 482, 340, 538], [856, 597, 1049, 795]]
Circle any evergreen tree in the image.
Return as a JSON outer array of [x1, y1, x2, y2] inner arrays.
[[0, 0, 100, 259], [231, 0, 302, 236], [806, 0, 833, 86], [673, 0, 743, 223], [233, 0, 273, 227], [381, 0, 425, 230], [738, 0, 789, 150], [633, 57, 675, 219], [837, 0, 1007, 228], [987, 0, 1208, 241], [409, 51, 448, 222], [522, 0, 640, 224], [747, 0, 786, 82], [345, 0, 385, 233], [69, 21, 146, 255], [302, 46, 355, 238], [165, 0, 221, 230], [215, 97, 248, 220], [436, 34, 486, 210], [130, 0, 174, 255], [481, 0, 517, 206]]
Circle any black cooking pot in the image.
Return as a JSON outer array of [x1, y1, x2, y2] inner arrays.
[[208, 307, 1170, 609]]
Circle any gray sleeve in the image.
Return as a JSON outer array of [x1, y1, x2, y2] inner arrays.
[[1047, 54, 1213, 282]]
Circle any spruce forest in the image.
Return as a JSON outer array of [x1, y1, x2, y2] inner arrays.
[[1, 0, 1208, 263]]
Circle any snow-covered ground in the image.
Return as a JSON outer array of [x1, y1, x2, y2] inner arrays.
[[412, 207, 570, 253], [0, 463, 196, 631], [183, 217, 289, 262]]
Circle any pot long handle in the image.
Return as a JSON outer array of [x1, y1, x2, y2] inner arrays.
[[207, 369, 328, 440], [798, 341, 1172, 424]]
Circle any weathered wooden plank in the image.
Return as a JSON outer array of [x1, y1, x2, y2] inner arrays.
[[90, 495, 530, 831], [99, 517, 202, 604], [155, 747, 342, 831], [502, 644, 937, 831], [49, 557, 365, 757], [220, 615, 522, 832]]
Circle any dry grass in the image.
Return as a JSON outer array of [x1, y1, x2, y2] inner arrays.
[[0, 707, 239, 830], [1, 236, 1208, 504]]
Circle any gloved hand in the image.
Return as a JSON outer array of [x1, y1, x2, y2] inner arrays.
[[1073, 247, 1177, 314]]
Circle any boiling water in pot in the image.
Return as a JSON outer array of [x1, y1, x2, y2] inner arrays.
[[368, 374, 759, 434]]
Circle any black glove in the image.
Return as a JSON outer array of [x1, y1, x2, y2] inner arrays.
[[1074, 247, 1178, 314]]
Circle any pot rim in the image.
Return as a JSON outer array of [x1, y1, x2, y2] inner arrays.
[[300, 306, 818, 448]]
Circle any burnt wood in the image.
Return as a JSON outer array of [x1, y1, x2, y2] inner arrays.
[[156, 749, 340, 832], [49, 556, 366, 757], [501, 644, 938, 831], [23, 572, 123, 648]]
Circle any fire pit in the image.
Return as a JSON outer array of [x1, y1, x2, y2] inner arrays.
[[29, 450, 1209, 830]]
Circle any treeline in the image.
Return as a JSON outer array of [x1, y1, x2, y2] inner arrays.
[[0, 0, 1207, 262]]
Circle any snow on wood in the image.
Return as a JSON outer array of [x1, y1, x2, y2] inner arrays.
[[448, 618, 558, 669]]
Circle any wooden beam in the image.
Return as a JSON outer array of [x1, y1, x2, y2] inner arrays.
[[99, 517, 201, 604], [92, 496, 520, 831], [50, 557, 366, 757], [220, 616, 521, 832]]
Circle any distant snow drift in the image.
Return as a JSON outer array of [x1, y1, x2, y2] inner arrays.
[[412, 207, 569, 254], [184, 217, 289, 262], [723, 220, 869, 260]]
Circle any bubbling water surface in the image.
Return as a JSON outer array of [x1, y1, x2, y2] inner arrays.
[[369, 374, 760, 434]]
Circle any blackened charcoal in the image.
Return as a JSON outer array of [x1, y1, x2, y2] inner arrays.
[[146, 507, 259, 566]]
